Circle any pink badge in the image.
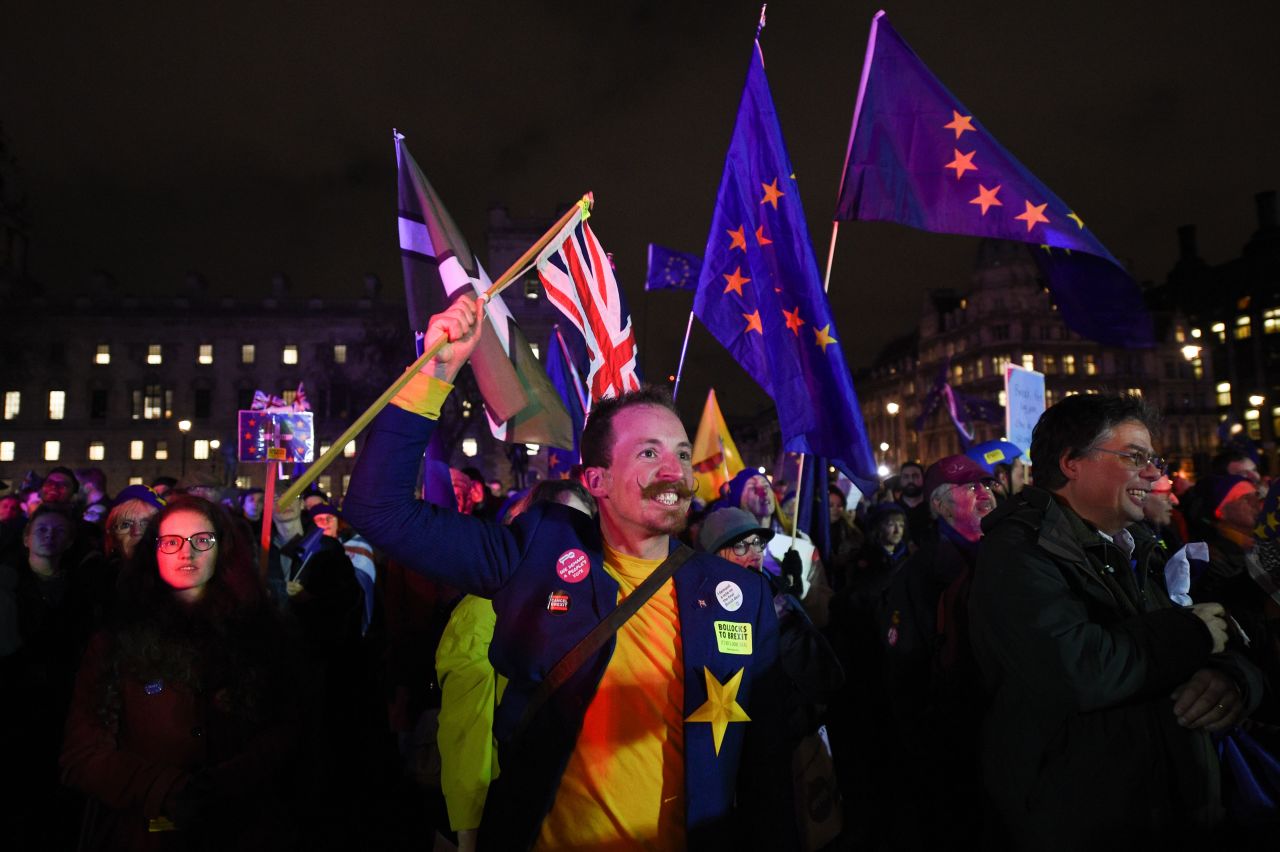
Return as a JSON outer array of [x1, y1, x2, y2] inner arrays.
[[555, 549, 591, 584], [887, 625, 899, 647]]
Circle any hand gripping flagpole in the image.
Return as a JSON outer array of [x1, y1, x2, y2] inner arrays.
[[275, 193, 594, 510]]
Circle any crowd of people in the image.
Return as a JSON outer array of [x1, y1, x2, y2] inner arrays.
[[3, 298, 1280, 850]]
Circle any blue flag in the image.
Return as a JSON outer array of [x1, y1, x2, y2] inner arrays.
[[694, 45, 878, 494], [645, 244, 702, 291], [834, 12, 1152, 348], [543, 325, 587, 479]]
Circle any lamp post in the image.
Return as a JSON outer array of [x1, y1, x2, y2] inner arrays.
[[178, 419, 192, 478], [885, 401, 901, 469], [209, 438, 221, 482]]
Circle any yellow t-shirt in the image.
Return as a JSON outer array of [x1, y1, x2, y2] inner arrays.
[[535, 545, 686, 850]]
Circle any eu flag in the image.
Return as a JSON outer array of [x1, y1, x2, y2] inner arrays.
[[694, 45, 878, 494], [835, 12, 1153, 348], [645, 244, 702, 292]]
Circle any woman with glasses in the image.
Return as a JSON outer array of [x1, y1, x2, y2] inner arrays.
[[61, 495, 301, 850]]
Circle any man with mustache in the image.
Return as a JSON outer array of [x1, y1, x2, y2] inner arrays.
[[346, 295, 786, 851]]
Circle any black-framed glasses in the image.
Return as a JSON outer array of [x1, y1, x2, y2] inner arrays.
[[731, 536, 767, 556], [156, 532, 217, 554], [1090, 447, 1167, 473], [113, 520, 148, 535]]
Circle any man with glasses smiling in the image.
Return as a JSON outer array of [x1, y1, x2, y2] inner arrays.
[[969, 393, 1265, 847]]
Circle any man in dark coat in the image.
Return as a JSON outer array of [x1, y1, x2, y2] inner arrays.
[[969, 393, 1264, 849]]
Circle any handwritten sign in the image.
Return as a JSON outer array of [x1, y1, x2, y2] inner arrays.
[[1004, 366, 1045, 464]]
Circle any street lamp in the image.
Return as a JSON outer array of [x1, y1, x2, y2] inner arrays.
[[178, 420, 192, 478], [886, 401, 900, 415]]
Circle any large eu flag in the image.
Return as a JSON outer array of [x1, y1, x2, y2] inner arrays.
[[695, 45, 877, 494], [835, 12, 1153, 348]]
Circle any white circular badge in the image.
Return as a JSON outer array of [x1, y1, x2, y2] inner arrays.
[[715, 580, 743, 612]]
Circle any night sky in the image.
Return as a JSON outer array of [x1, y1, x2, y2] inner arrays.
[[4, 2, 1278, 421]]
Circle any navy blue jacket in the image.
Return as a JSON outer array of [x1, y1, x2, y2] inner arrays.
[[344, 405, 788, 850]]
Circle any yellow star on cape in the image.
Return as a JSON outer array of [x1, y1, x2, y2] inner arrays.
[[944, 110, 975, 139], [722, 266, 750, 296], [727, 225, 747, 252], [743, 310, 763, 335], [755, 225, 772, 247], [814, 324, 837, 352], [969, 183, 1002, 216], [783, 306, 805, 335], [944, 149, 977, 179], [1066, 211, 1085, 230], [685, 666, 750, 755], [760, 177, 786, 209], [1015, 200, 1050, 232]]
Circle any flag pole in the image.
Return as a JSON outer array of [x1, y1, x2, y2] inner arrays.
[[276, 193, 593, 510], [789, 452, 806, 541], [671, 310, 696, 402]]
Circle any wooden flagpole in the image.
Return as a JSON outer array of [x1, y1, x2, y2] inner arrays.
[[275, 193, 593, 510]]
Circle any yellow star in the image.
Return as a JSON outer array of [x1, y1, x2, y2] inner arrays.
[[727, 225, 747, 252], [814, 324, 837, 352], [760, 178, 786, 209], [943, 110, 975, 139], [969, 183, 1002, 216], [722, 266, 750, 296], [755, 225, 772, 247], [1015, 200, 1050, 232], [548, 451, 559, 468], [944, 149, 977, 179], [743, 310, 763, 335], [685, 666, 750, 755], [783, 306, 805, 335], [1067, 211, 1085, 230], [1269, 513, 1279, 530]]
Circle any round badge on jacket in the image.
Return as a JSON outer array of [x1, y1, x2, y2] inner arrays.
[[555, 548, 591, 583]]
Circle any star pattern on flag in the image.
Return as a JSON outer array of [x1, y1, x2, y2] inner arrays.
[[783, 306, 805, 335], [760, 177, 785, 209], [1067, 211, 1085, 230], [727, 226, 747, 251], [685, 666, 750, 756], [755, 225, 772, 247], [944, 110, 975, 139], [814, 324, 837, 352], [1015, 200, 1050, 232], [723, 267, 750, 296], [743, 310, 763, 334], [945, 148, 977, 179], [969, 183, 1002, 215]]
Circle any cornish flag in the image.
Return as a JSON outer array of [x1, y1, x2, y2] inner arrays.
[[536, 215, 641, 406]]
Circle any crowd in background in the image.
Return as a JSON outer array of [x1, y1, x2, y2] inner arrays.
[[3, 395, 1280, 850]]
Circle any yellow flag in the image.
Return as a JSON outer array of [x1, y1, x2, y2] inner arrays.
[[691, 388, 745, 502]]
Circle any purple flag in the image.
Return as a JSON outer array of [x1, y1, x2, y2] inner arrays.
[[836, 12, 1153, 348]]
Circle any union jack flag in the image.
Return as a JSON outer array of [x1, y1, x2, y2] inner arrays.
[[536, 216, 641, 406]]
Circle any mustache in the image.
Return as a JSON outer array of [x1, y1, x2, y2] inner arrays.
[[641, 480, 697, 501]]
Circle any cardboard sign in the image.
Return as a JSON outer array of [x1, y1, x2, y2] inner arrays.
[[1003, 366, 1045, 464], [237, 411, 315, 463]]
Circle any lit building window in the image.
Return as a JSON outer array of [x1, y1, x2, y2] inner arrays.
[[282, 344, 298, 365], [144, 385, 165, 420], [44, 440, 60, 461], [130, 440, 144, 460], [147, 344, 163, 365], [1244, 408, 1260, 420], [1043, 355, 1056, 374], [88, 441, 105, 461], [241, 344, 256, 364], [342, 474, 351, 494], [333, 344, 347, 364], [193, 439, 210, 460], [128, 476, 143, 486], [235, 476, 252, 489], [3, 391, 18, 420], [344, 440, 357, 458], [1021, 354, 1035, 371], [1235, 316, 1252, 340], [1217, 382, 1232, 407], [1211, 322, 1226, 342], [155, 440, 169, 461], [1125, 388, 1143, 398], [1265, 309, 1280, 334], [49, 390, 66, 420], [1063, 354, 1076, 375], [0, 441, 13, 461], [1084, 354, 1098, 376], [953, 363, 964, 382], [198, 344, 214, 365], [319, 444, 331, 456], [997, 391, 1007, 407], [95, 344, 111, 365], [525, 279, 540, 300], [319, 475, 332, 495], [283, 390, 297, 405]]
